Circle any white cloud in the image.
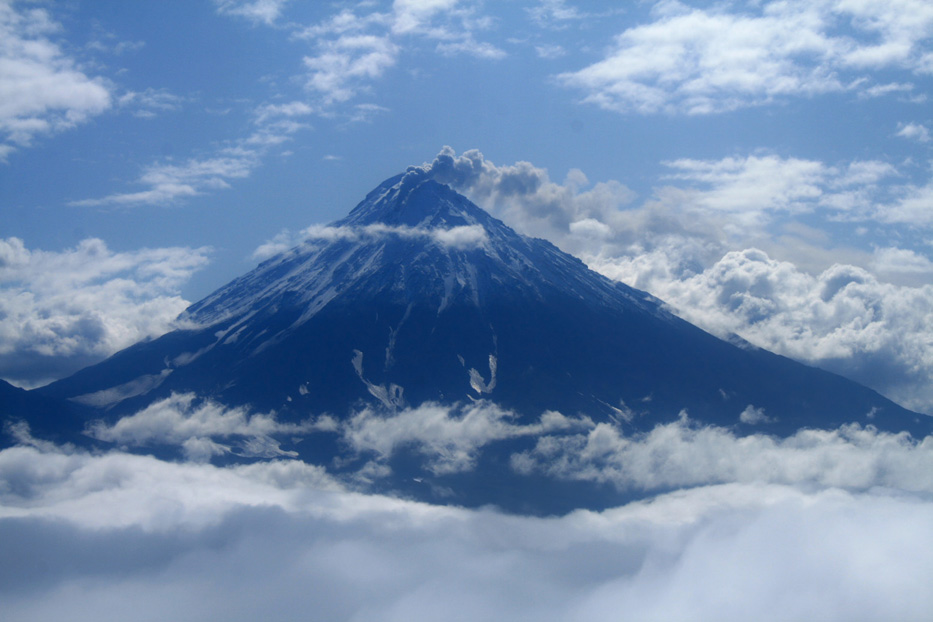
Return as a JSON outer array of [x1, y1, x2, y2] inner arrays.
[[613, 249, 933, 413], [3, 426, 933, 620], [896, 121, 931, 142], [214, 0, 290, 25], [303, 34, 400, 104], [0, 1, 112, 160], [86, 392, 333, 461], [254, 222, 490, 260], [117, 87, 185, 119], [558, 0, 933, 115], [528, 0, 587, 28], [345, 402, 590, 474], [72, 101, 312, 207], [512, 416, 933, 493], [875, 180, 933, 227], [297, 1, 503, 108], [392, 0, 461, 36], [535, 43, 566, 59], [0, 237, 210, 388]]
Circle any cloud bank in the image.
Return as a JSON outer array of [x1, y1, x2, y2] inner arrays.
[[3, 401, 933, 621]]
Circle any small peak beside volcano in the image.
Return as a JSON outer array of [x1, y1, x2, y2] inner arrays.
[[337, 166, 501, 231]]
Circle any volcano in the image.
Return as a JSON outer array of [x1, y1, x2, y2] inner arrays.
[[24, 165, 928, 511]]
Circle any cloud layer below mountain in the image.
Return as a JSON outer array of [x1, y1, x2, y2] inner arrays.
[[3, 408, 933, 621]]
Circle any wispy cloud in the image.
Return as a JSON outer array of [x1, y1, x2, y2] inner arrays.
[[558, 0, 933, 115], [117, 87, 186, 119], [87, 392, 334, 461], [213, 0, 291, 26], [72, 101, 312, 207], [0, 237, 210, 387], [253, 223, 489, 260], [896, 121, 932, 142], [302, 34, 400, 105], [0, 0, 112, 160], [296, 1, 504, 108]]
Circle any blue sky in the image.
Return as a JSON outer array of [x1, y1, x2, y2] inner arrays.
[[2, 0, 933, 411]]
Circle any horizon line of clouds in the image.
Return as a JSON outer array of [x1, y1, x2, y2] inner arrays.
[[558, 0, 933, 115]]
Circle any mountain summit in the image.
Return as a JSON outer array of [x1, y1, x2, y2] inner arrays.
[[31, 166, 928, 510]]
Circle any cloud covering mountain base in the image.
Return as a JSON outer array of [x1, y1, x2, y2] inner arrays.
[[3, 398, 933, 621]]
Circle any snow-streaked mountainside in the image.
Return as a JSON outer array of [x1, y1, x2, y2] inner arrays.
[[40, 167, 923, 429], [23, 166, 929, 511]]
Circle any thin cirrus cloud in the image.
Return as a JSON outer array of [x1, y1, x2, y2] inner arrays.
[[70, 101, 313, 208], [213, 0, 291, 26], [0, 237, 210, 388], [0, 1, 112, 160], [71, 1, 502, 208], [3, 402, 933, 620], [558, 0, 933, 115]]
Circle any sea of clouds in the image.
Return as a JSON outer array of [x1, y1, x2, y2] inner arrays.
[[3, 396, 933, 621]]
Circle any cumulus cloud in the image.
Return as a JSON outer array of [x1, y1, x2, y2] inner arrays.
[[0, 0, 112, 160], [3, 419, 933, 620], [557, 0, 933, 115], [0, 237, 210, 387], [611, 250, 933, 414]]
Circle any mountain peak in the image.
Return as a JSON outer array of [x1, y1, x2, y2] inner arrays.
[[338, 166, 497, 230]]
